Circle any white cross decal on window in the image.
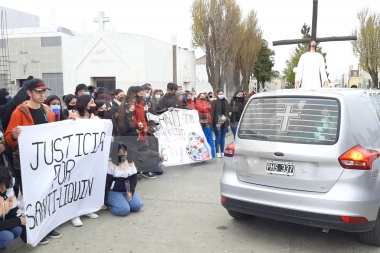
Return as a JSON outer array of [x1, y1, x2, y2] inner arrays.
[[275, 105, 300, 132]]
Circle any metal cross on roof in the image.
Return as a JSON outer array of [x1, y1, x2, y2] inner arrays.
[[273, 0, 356, 46], [94, 12, 110, 31]]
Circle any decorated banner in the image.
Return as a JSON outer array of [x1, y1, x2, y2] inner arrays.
[[18, 119, 112, 246], [147, 109, 211, 166]]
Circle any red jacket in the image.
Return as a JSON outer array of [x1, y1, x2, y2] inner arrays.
[[134, 99, 147, 141], [195, 99, 212, 124], [5, 103, 55, 147], [187, 100, 196, 110]]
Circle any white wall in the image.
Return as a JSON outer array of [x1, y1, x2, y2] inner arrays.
[[176, 46, 196, 91], [62, 30, 196, 94]]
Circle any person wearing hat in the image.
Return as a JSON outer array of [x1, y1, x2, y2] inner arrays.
[[175, 91, 188, 109], [4, 79, 62, 245], [74, 83, 89, 97]]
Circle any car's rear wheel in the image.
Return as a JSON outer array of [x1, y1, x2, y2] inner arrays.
[[358, 212, 380, 246], [227, 210, 253, 220]]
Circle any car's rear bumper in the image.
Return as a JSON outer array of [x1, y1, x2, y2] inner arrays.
[[221, 197, 376, 232]]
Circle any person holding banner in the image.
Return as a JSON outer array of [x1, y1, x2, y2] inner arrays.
[[0, 166, 25, 250], [68, 95, 100, 226], [4, 79, 62, 245], [195, 93, 212, 125], [105, 142, 143, 216], [156, 83, 178, 114]]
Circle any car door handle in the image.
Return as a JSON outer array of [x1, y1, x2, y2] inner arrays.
[[274, 152, 284, 157]]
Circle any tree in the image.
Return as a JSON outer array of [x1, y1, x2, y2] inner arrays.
[[191, 0, 242, 92], [282, 24, 328, 88], [352, 8, 380, 89], [253, 40, 279, 92], [236, 10, 262, 93]]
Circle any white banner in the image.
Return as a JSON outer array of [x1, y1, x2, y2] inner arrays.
[[147, 109, 212, 166], [18, 119, 112, 246]]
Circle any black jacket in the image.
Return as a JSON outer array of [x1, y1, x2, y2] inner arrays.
[[156, 93, 177, 114], [229, 97, 245, 123]]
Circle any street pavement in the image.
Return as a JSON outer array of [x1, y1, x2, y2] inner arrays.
[[5, 135, 380, 253]]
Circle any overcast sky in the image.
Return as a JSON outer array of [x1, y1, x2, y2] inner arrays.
[[1, 0, 379, 81]]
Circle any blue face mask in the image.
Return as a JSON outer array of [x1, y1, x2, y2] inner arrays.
[[84, 91, 91, 96], [12, 177, 15, 187], [50, 105, 61, 111], [144, 93, 150, 99]]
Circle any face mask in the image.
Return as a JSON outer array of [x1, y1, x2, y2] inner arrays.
[[67, 104, 76, 110], [236, 97, 244, 101], [98, 111, 105, 118], [84, 91, 91, 96], [87, 107, 96, 114], [117, 97, 124, 102], [128, 111, 136, 116], [50, 104, 61, 111], [11, 177, 15, 187], [200, 97, 206, 101], [118, 154, 127, 163], [148, 127, 156, 133], [218, 95, 224, 99], [155, 94, 161, 99], [144, 93, 150, 99]]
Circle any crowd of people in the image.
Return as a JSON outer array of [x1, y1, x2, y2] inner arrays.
[[0, 77, 250, 248]]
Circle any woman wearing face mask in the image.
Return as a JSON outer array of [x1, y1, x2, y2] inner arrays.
[[105, 142, 143, 216], [67, 95, 100, 226], [95, 100, 112, 119], [211, 89, 230, 158], [195, 93, 212, 125], [44, 95, 64, 121], [185, 91, 195, 110], [229, 91, 246, 139], [150, 89, 162, 115], [62, 94, 78, 120]]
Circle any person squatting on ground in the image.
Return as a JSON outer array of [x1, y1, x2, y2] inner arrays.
[[105, 142, 143, 216]]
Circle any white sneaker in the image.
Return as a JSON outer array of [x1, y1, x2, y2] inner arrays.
[[71, 217, 83, 227], [84, 212, 98, 219], [216, 153, 222, 158]]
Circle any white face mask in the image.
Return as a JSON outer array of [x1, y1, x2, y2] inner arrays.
[[218, 95, 224, 99], [155, 94, 161, 99]]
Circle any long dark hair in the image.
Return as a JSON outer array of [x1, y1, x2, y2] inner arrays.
[[44, 95, 64, 121], [0, 166, 13, 189], [117, 99, 134, 129], [76, 95, 92, 117]]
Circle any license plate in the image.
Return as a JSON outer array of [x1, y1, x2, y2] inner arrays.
[[266, 160, 295, 176]]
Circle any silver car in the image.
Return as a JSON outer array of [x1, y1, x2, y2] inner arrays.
[[221, 88, 380, 246]]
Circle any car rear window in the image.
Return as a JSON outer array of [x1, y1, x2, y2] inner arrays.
[[238, 97, 340, 144]]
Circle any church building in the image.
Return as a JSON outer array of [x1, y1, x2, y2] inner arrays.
[[0, 8, 196, 96]]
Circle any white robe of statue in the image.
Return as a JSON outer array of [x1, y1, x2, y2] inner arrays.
[[295, 52, 328, 89]]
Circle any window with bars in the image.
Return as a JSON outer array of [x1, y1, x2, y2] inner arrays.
[[238, 97, 340, 144]]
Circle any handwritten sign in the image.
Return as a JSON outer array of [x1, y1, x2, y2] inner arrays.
[[18, 119, 112, 246], [147, 109, 212, 166]]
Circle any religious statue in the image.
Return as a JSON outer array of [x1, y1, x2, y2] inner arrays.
[[294, 40, 329, 89]]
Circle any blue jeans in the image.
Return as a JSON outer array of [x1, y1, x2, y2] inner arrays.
[[230, 122, 238, 139], [213, 126, 228, 153], [107, 191, 143, 216], [0, 226, 22, 249]]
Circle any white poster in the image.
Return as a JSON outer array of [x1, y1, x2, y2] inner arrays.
[[147, 109, 212, 166], [18, 119, 112, 246]]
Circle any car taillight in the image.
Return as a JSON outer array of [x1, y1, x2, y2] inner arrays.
[[341, 216, 368, 223], [224, 142, 235, 157], [339, 145, 380, 170]]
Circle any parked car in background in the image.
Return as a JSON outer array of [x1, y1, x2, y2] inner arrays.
[[221, 88, 380, 246]]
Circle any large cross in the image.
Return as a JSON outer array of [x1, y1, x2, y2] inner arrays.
[[94, 12, 110, 31], [273, 0, 356, 46], [275, 105, 300, 132]]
